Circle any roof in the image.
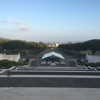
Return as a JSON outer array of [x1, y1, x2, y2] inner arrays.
[[41, 51, 65, 59]]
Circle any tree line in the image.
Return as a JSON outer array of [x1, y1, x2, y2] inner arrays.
[[0, 40, 47, 56], [58, 39, 100, 55]]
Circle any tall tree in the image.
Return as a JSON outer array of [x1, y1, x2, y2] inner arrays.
[[0, 45, 3, 52], [84, 39, 100, 55], [2, 40, 29, 52]]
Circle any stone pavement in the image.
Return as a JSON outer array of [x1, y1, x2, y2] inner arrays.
[[0, 88, 100, 100]]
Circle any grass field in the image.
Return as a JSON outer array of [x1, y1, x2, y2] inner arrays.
[[80, 50, 100, 55], [36, 48, 100, 59], [36, 48, 69, 58], [71, 50, 100, 55]]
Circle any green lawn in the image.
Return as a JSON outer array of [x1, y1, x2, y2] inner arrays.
[[79, 50, 100, 55], [36, 48, 69, 58]]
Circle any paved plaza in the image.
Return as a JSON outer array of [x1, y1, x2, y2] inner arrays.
[[0, 63, 100, 99], [0, 88, 100, 100]]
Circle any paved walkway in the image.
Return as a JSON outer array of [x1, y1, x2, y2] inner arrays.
[[33, 66, 82, 70], [0, 88, 100, 100], [1, 75, 100, 78]]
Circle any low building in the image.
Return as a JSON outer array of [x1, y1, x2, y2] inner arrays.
[[68, 41, 82, 44], [0, 53, 20, 62], [86, 54, 100, 63], [46, 42, 61, 47]]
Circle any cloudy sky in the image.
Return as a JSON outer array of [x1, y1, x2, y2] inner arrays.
[[0, 0, 100, 42]]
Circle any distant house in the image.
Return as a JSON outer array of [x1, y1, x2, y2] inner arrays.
[[68, 41, 82, 44], [0, 53, 20, 62], [86, 54, 100, 63], [46, 42, 61, 47]]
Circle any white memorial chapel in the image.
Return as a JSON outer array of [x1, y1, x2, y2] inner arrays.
[[86, 54, 100, 63], [0, 53, 20, 62]]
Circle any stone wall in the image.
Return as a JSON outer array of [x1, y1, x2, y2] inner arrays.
[[0, 77, 100, 88]]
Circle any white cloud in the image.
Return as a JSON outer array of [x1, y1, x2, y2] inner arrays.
[[19, 25, 29, 31], [4, 19, 11, 23], [3, 19, 29, 31]]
